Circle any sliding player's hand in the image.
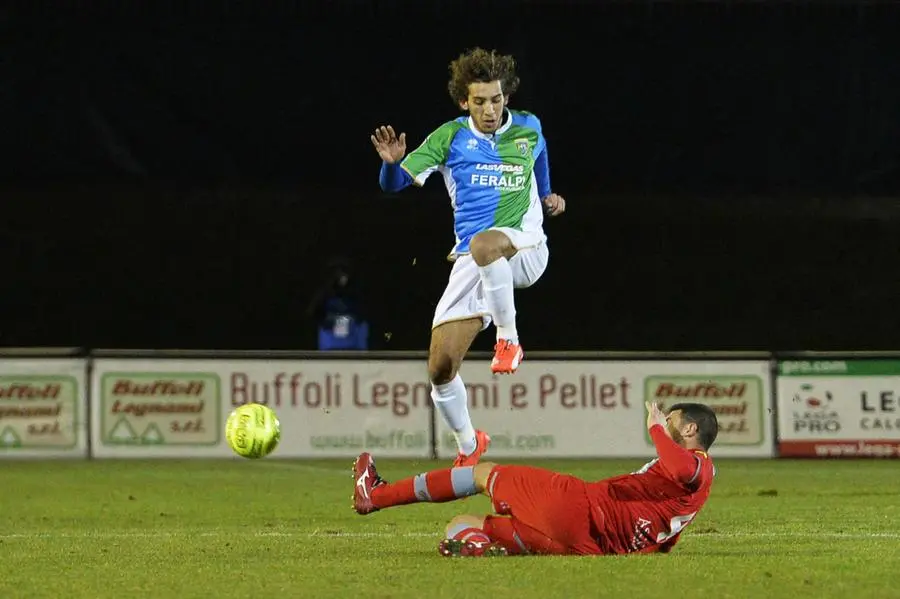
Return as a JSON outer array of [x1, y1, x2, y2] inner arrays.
[[543, 193, 566, 216], [371, 125, 407, 164], [645, 401, 669, 433]]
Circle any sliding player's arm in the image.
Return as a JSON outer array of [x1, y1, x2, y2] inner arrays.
[[634, 531, 682, 554], [657, 532, 682, 553], [646, 402, 704, 488]]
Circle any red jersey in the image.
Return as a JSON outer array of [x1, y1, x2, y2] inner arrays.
[[586, 425, 715, 555]]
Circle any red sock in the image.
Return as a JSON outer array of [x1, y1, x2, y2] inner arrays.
[[371, 478, 416, 509], [372, 467, 477, 509]]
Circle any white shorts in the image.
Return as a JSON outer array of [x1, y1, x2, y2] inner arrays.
[[432, 227, 549, 330]]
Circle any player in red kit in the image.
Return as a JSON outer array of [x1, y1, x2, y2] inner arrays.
[[352, 401, 718, 557]]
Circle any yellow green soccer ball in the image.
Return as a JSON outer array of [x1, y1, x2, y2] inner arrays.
[[225, 403, 281, 459]]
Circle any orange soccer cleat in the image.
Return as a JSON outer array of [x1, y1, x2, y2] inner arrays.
[[491, 340, 524, 374], [453, 429, 491, 467]]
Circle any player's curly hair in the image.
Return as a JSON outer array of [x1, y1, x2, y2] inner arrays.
[[447, 47, 520, 106]]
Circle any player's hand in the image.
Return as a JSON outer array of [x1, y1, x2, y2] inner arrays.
[[371, 125, 407, 164], [646, 401, 669, 433], [543, 193, 566, 217]]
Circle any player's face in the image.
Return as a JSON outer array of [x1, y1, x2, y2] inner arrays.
[[666, 410, 685, 444], [461, 80, 506, 134], [666, 409, 700, 447]]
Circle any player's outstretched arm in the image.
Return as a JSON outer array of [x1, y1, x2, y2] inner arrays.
[[379, 161, 413, 193], [530, 120, 565, 217], [645, 401, 701, 486], [535, 149, 565, 216], [371, 125, 413, 193]]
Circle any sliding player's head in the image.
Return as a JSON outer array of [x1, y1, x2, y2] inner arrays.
[[665, 403, 719, 451], [447, 48, 520, 134]]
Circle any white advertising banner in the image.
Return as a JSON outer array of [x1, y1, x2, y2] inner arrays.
[[435, 360, 774, 458], [777, 359, 900, 458], [90, 359, 433, 458], [0, 359, 89, 458], [90, 358, 774, 459]]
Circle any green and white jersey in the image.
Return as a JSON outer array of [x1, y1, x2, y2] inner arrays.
[[400, 109, 551, 256]]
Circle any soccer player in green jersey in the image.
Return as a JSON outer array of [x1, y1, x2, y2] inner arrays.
[[372, 48, 566, 466]]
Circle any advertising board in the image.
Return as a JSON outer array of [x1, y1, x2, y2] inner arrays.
[[0, 359, 88, 458], [90, 359, 433, 458], [434, 360, 774, 458], [777, 359, 900, 458]]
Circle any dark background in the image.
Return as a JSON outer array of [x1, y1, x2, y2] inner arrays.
[[2, 1, 899, 352]]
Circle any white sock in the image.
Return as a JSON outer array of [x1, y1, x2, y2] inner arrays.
[[478, 258, 518, 342], [431, 374, 477, 455]]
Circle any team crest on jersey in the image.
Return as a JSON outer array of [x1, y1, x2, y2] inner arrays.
[[514, 138, 529, 155]]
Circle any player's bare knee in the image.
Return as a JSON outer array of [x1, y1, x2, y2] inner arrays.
[[427, 352, 457, 385], [428, 322, 477, 384], [474, 462, 498, 493], [470, 231, 513, 266], [445, 515, 485, 537]]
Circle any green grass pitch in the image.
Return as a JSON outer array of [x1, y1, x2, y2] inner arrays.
[[1, 458, 897, 598]]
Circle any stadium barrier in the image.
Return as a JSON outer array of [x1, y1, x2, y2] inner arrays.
[[0, 349, 897, 459]]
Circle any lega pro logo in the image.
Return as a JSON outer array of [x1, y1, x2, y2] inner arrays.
[[791, 383, 841, 434]]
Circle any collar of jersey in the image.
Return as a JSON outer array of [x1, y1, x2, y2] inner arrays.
[[467, 108, 513, 140]]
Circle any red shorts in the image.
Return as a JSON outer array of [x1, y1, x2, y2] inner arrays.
[[480, 465, 603, 556]]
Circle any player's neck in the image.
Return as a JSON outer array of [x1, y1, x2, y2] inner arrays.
[[683, 441, 704, 453], [470, 109, 510, 138]]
